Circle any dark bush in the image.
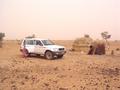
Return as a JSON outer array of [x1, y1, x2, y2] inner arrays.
[[0, 33, 5, 48]]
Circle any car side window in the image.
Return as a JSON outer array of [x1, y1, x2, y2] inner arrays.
[[36, 40, 43, 46], [25, 40, 35, 45]]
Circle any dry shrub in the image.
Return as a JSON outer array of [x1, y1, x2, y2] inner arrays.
[[72, 37, 93, 52], [0, 33, 5, 48]]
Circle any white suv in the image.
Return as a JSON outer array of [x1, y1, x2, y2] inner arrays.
[[20, 38, 66, 59]]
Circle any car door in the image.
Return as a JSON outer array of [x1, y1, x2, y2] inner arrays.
[[25, 40, 35, 53], [34, 40, 46, 54]]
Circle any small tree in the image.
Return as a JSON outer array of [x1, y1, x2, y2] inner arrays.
[[84, 34, 90, 38], [0, 32, 5, 48], [101, 31, 111, 49]]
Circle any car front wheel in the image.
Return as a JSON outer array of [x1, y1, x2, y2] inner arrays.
[[45, 51, 54, 60]]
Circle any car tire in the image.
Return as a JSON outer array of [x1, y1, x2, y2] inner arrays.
[[57, 55, 64, 58], [45, 51, 54, 60]]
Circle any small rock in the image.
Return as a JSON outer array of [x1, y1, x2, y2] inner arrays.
[[72, 85, 76, 87], [106, 84, 110, 90], [59, 87, 68, 90], [25, 76, 29, 80], [54, 67, 58, 71], [53, 80, 58, 84], [118, 87, 120, 88], [21, 81, 25, 85], [11, 85, 17, 90], [44, 83, 49, 87]]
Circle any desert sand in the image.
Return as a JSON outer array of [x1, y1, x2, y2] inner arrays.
[[0, 40, 120, 90]]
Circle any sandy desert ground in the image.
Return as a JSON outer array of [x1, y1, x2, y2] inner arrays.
[[0, 40, 120, 90]]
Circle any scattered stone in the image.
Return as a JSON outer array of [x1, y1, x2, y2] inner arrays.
[[54, 67, 58, 71], [106, 84, 110, 90], [11, 85, 17, 90], [21, 81, 25, 85], [59, 87, 68, 90], [1, 77, 7, 83], [44, 83, 49, 87], [116, 48, 120, 51], [72, 85, 76, 87], [25, 76, 29, 80], [53, 80, 58, 84], [117, 86, 120, 88]]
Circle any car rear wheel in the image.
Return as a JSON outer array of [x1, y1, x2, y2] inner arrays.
[[45, 51, 54, 60]]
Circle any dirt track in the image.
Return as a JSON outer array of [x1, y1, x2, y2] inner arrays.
[[0, 40, 120, 90]]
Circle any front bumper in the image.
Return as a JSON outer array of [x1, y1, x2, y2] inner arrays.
[[53, 51, 66, 55]]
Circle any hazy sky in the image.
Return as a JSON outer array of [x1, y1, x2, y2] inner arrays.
[[0, 0, 120, 40]]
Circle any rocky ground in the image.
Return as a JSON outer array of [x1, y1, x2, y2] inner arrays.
[[0, 40, 120, 90]]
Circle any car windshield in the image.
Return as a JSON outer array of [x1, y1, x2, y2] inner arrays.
[[42, 40, 54, 45]]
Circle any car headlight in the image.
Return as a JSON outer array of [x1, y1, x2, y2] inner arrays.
[[53, 48, 58, 51]]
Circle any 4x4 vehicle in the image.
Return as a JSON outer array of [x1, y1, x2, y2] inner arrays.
[[20, 38, 66, 59]]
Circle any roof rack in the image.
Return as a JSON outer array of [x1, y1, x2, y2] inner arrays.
[[25, 36, 34, 39], [25, 34, 36, 39]]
